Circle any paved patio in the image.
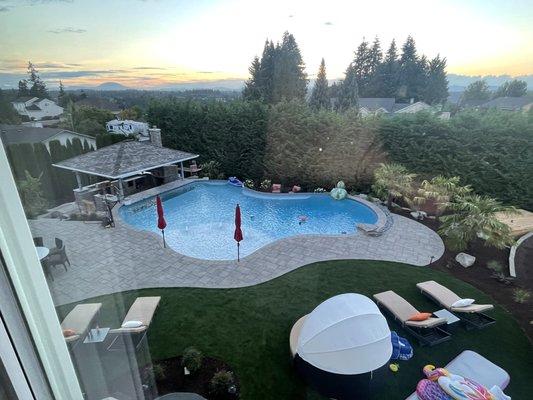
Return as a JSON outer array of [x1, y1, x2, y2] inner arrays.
[[30, 210, 444, 306]]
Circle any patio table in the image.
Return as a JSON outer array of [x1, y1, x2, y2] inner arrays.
[[35, 246, 49, 260]]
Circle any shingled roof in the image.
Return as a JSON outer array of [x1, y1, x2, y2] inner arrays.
[[53, 140, 198, 179]]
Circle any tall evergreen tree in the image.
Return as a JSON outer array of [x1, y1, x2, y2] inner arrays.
[[336, 64, 358, 111], [373, 39, 399, 98], [397, 36, 426, 101], [33, 143, 56, 201], [58, 80, 67, 106], [364, 37, 383, 96], [351, 39, 372, 96], [423, 55, 448, 104], [26, 62, 48, 98], [257, 40, 277, 103], [242, 56, 262, 101], [18, 79, 29, 97], [272, 31, 308, 102], [309, 58, 330, 110]]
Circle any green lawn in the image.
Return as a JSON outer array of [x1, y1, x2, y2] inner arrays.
[[57, 261, 533, 399]]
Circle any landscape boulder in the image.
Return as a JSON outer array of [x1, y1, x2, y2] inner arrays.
[[455, 253, 476, 268]]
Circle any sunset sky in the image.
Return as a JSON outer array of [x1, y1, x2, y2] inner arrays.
[[0, 0, 531, 89]]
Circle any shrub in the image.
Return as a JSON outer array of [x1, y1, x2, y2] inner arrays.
[[209, 370, 235, 397], [513, 288, 531, 304], [314, 187, 326, 193], [260, 179, 271, 191], [244, 179, 254, 189], [17, 171, 48, 218], [181, 347, 203, 373], [200, 160, 223, 180], [486, 260, 504, 273], [152, 363, 166, 380]]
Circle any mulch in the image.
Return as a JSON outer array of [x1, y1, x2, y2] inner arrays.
[[154, 356, 239, 400], [391, 208, 533, 343]]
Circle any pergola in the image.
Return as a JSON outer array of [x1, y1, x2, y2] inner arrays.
[[53, 140, 199, 200]]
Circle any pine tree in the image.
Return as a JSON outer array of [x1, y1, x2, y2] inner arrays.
[[336, 64, 358, 111], [257, 40, 277, 103], [374, 39, 399, 98], [365, 37, 383, 96], [33, 143, 56, 201], [309, 58, 330, 110], [58, 80, 67, 106], [242, 56, 262, 101], [423, 55, 448, 104], [272, 32, 308, 102], [18, 79, 29, 97], [351, 39, 372, 96], [27, 62, 48, 98], [397, 36, 426, 101]]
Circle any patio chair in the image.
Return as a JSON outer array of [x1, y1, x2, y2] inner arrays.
[[373, 290, 451, 346], [405, 350, 510, 400], [33, 237, 44, 247], [61, 303, 102, 345], [46, 238, 70, 272], [416, 280, 495, 330], [272, 183, 281, 193], [107, 296, 161, 351]]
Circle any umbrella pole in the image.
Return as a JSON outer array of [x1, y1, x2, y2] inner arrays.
[[162, 229, 166, 248], [237, 242, 240, 262]]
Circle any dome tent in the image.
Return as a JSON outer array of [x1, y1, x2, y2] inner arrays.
[[297, 293, 392, 375]]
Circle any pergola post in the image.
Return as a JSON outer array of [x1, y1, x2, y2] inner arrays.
[[180, 161, 184, 179], [117, 178, 125, 201], [75, 172, 83, 189]]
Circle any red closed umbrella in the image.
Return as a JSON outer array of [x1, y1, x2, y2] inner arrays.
[[234, 204, 243, 261], [156, 195, 167, 247]]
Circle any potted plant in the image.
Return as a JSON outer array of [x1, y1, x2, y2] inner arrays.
[[181, 347, 203, 375]]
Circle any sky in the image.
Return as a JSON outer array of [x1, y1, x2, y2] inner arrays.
[[0, 0, 532, 89]]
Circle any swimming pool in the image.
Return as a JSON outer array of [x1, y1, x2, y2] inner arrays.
[[119, 182, 379, 260]]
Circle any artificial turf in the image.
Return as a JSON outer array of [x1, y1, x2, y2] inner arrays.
[[57, 260, 533, 399]]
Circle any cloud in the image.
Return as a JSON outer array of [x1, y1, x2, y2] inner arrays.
[[324, 21, 333, 26], [47, 27, 87, 34], [132, 66, 167, 70], [0, 6, 10, 11]]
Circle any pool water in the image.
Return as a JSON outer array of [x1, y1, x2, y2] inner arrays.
[[119, 182, 378, 260]]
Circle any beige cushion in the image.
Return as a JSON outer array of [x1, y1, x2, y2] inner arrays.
[[61, 303, 101, 342], [374, 290, 445, 328], [417, 281, 493, 314], [111, 296, 161, 334]]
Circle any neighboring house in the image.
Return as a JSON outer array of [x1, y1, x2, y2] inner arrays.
[[0, 124, 96, 150], [106, 119, 149, 136], [358, 98, 433, 117], [479, 97, 533, 112], [11, 97, 64, 121]]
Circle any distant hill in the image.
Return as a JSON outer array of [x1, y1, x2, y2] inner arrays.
[[447, 74, 533, 91], [96, 82, 130, 90]]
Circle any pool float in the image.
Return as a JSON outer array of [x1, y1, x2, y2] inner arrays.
[[228, 177, 243, 187], [330, 181, 347, 200], [389, 363, 399, 372], [438, 375, 494, 400], [416, 379, 453, 400], [390, 331, 413, 361], [424, 365, 450, 381]]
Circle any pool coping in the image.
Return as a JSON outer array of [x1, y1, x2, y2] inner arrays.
[[115, 179, 389, 262]]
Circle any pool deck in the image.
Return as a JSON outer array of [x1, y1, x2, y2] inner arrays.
[[30, 183, 445, 305]]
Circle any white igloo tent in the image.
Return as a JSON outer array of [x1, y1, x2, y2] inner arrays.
[[297, 293, 392, 375]]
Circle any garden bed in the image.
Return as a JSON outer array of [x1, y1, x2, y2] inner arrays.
[[392, 208, 533, 342], [153, 356, 239, 399]]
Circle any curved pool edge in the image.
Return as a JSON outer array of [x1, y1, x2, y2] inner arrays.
[[115, 179, 390, 262]]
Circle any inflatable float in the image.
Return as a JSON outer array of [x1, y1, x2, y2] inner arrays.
[[330, 181, 347, 200], [228, 177, 243, 187]]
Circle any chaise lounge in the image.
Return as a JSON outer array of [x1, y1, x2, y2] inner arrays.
[[416, 280, 495, 330], [107, 296, 161, 351], [373, 290, 451, 346], [61, 303, 102, 345]]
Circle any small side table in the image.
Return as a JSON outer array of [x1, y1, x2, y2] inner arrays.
[[83, 327, 110, 344], [433, 309, 460, 332]]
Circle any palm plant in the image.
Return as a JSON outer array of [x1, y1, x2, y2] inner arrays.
[[372, 163, 416, 207], [413, 176, 471, 213], [438, 194, 517, 251]]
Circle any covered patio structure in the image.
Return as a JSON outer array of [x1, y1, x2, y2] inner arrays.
[[53, 140, 199, 203]]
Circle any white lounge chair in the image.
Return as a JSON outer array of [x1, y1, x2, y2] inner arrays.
[[373, 290, 451, 346], [416, 281, 495, 329], [61, 303, 102, 344], [405, 350, 510, 400]]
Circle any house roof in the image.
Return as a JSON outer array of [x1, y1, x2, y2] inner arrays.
[[393, 101, 432, 113], [480, 97, 533, 110], [358, 98, 396, 113], [12, 96, 38, 104], [53, 140, 199, 179], [0, 124, 94, 146]]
